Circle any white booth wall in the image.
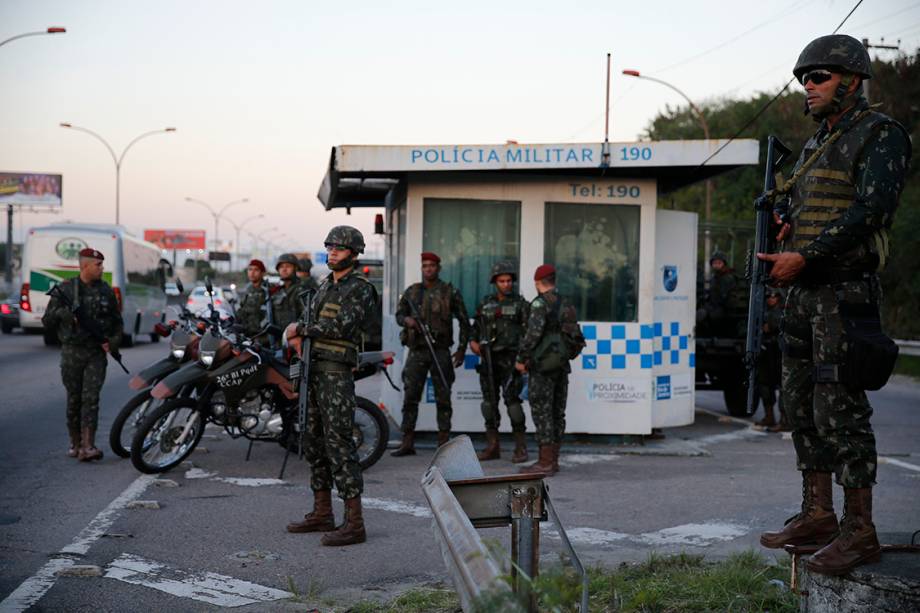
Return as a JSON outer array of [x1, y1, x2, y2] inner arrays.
[[379, 174, 697, 435]]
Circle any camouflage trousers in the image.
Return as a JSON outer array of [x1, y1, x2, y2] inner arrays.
[[401, 346, 455, 433], [61, 344, 108, 431], [529, 368, 568, 445], [782, 279, 877, 488], [478, 350, 526, 432], [304, 366, 363, 500]]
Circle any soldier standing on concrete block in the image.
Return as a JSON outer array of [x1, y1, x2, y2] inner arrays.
[[470, 260, 530, 463], [757, 34, 911, 576], [285, 226, 377, 546], [391, 252, 471, 455], [516, 264, 584, 476], [41, 248, 123, 462]]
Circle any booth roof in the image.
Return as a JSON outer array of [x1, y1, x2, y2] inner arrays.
[[317, 139, 759, 211]]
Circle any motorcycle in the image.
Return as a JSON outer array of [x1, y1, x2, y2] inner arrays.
[[109, 281, 205, 457], [130, 280, 394, 476]]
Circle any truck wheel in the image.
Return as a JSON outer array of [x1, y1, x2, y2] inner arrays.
[[723, 383, 750, 417]]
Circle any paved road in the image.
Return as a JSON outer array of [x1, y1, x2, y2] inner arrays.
[[1, 331, 918, 611]]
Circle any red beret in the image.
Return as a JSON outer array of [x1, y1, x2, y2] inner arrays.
[[248, 259, 266, 272], [79, 248, 104, 261], [421, 252, 441, 264], [534, 264, 555, 281]]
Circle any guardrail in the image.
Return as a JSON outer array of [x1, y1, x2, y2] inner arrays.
[[421, 435, 588, 613], [895, 339, 920, 357]]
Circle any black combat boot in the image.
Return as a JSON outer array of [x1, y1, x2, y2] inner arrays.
[[286, 489, 335, 533]]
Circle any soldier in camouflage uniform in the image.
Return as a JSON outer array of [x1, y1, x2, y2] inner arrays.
[[297, 256, 320, 292], [757, 35, 911, 576], [271, 253, 306, 332], [471, 261, 530, 463], [754, 289, 784, 430], [391, 252, 471, 456], [236, 259, 270, 341], [286, 226, 377, 547], [516, 264, 582, 476], [698, 251, 738, 337], [41, 248, 123, 461]]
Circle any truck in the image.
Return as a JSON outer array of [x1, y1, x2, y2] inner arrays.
[[18, 223, 171, 347]]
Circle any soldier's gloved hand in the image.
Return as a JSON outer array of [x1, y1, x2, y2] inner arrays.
[[451, 350, 465, 368], [469, 340, 481, 356]]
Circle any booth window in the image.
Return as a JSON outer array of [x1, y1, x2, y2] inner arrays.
[[423, 198, 521, 312], [544, 202, 639, 322]]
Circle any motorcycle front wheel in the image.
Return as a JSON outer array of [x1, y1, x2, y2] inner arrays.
[[110, 388, 165, 458], [130, 398, 206, 474], [354, 396, 388, 471]]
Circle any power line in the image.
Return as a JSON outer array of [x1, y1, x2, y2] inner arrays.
[[694, 0, 865, 172], [849, 2, 920, 30], [651, 0, 813, 75]]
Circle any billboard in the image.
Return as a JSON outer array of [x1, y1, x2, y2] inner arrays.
[[0, 172, 63, 206], [144, 229, 206, 250]]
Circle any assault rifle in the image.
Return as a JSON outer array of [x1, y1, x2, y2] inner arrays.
[[405, 293, 451, 391], [297, 289, 316, 459], [745, 136, 791, 415], [478, 316, 497, 409], [47, 282, 129, 374], [262, 282, 276, 349]]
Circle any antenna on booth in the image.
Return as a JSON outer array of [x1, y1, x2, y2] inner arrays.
[[601, 53, 611, 168]]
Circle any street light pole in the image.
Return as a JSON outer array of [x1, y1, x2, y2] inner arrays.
[[225, 213, 264, 269], [60, 123, 176, 225], [0, 27, 66, 48], [623, 69, 714, 273], [184, 197, 249, 253], [3, 27, 66, 286]]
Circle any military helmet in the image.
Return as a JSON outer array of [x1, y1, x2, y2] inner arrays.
[[793, 34, 872, 82], [275, 253, 301, 272], [709, 250, 729, 265], [324, 225, 365, 254], [490, 260, 517, 283], [298, 257, 313, 272]]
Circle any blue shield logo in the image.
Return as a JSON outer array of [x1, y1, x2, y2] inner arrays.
[[663, 265, 678, 293]]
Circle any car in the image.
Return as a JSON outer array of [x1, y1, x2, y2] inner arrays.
[[1, 298, 20, 334], [164, 282, 181, 297], [186, 286, 235, 319]]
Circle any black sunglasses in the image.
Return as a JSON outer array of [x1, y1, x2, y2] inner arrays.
[[801, 69, 834, 86]]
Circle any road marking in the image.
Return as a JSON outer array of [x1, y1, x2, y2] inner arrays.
[[184, 467, 216, 479], [216, 477, 286, 487], [363, 497, 432, 518], [694, 428, 767, 446], [879, 456, 920, 473], [558, 454, 621, 467], [0, 475, 156, 613], [104, 553, 291, 607]]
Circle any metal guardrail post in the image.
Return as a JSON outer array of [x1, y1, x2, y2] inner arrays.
[[510, 486, 541, 610]]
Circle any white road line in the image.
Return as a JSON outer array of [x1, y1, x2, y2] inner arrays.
[[880, 456, 920, 473], [104, 553, 291, 608], [0, 475, 156, 613], [363, 497, 432, 518]]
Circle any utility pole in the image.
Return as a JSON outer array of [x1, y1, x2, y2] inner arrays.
[[861, 38, 900, 103]]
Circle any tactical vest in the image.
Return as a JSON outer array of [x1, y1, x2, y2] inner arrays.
[[788, 110, 903, 272], [403, 282, 455, 347], [308, 273, 374, 366], [271, 278, 304, 331], [478, 293, 527, 353]]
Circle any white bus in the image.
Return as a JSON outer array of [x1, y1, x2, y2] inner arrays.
[[18, 223, 170, 346]]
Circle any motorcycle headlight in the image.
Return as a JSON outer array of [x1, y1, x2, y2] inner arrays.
[[200, 351, 215, 367], [171, 347, 186, 360]]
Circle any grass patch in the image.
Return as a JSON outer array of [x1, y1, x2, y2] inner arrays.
[[894, 353, 920, 380], [348, 586, 460, 613], [588, 550, 795, 612], [346, 551, 795, 612]]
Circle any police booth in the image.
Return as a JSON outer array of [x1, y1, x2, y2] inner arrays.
[[318, 140, 758, 434]]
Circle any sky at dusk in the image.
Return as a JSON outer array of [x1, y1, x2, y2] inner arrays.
[[2, 0, 916, 259]]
